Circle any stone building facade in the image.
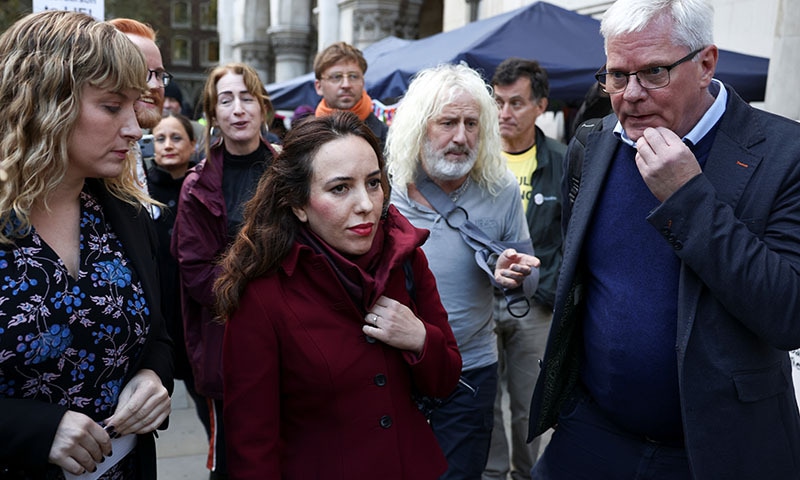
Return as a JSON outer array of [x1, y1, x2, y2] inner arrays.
[[218, 0, 445, 84], [213, 0, 794, 120]]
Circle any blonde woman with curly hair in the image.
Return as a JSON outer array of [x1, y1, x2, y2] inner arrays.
[[0, 11, 173, 479]]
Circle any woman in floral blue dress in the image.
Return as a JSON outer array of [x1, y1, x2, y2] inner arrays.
[[0, 11, 173, 479]]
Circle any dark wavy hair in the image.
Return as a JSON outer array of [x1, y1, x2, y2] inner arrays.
[[491, 57, 550, 101], [214, 111, 389, 319]]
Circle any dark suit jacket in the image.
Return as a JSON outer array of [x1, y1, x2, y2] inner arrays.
[[364, 113, 389, 152], [529, 86, 800, 478], [0, 180, 174, 478]]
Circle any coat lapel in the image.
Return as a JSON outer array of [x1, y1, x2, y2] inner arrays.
[[701, 89, 765, 212], [560, 115, 619, 294]]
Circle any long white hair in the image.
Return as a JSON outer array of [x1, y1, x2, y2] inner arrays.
[[386, 63, 506, 196]]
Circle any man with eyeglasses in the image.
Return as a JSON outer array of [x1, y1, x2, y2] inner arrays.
[[313, 41, 388, 149], [109, 19, 170, 130], [109, 18, 172, 197], [528, 0, 800, 479]]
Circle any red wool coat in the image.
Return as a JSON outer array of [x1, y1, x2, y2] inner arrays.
[[223, 208, 461, 479]]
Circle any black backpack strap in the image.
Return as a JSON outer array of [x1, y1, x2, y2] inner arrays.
[[402, 259, 416, 304], [567, 118, 604, 205]]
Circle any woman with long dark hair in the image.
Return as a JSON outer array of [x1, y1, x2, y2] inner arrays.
[[216, 111, 461, 479]]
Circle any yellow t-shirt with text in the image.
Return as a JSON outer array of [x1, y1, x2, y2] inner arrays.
[[502, 145, 537, 212]]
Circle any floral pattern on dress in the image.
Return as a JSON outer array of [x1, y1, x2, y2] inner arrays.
[[0, 189, 150, 419]]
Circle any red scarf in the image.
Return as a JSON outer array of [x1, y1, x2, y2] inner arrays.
[[296, 221, 386, 314]]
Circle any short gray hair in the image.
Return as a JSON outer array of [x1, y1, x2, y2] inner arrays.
[[600, 0, 713, 53]]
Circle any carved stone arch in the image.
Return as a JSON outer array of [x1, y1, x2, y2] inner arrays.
[[342, 0, 426, 49], [223, 0, 272, 81]]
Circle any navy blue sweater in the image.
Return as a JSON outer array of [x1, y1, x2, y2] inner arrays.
[[580, 129, 715, 440]]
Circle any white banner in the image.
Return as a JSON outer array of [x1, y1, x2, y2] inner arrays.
[[33, 0, 105, 22]]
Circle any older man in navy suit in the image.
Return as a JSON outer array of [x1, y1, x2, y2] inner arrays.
[[528, 0, 800, 478]]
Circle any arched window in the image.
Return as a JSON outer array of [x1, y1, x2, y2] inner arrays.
[[201, 38, 220, 66], [172, 1, 191, 28], [172, 36, 191, 65], [201, 0, 218, 30]]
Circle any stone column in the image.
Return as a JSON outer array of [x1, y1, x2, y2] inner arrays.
[[317, 0, 340, 51], [764, 0, 800, 120], [223, 0, 271, 81], [217, 0, 237, 64], [269, 28, 313, 81], [237, 42, 271, 82], [465, 0, 480, 22], [268, 0, 313, 82]]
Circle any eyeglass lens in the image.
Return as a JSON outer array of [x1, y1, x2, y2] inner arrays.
[[596, 48, 701, 94], [325, 72, 363, 84], [147, 70, 172, 87]]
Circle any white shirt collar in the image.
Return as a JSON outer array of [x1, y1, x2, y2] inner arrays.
[[613, 79, 728, 148]]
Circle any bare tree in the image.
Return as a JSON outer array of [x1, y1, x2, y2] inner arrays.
[[0, 0, 168, 35], [0, 0, 30, 32]]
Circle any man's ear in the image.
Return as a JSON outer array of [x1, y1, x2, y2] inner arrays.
[[536, 97, 549, 114], [699, 45, 719, 86]]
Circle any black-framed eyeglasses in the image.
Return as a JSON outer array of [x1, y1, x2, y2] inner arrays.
[[147, 69, 173, 87], [594, 48, 703, 94]]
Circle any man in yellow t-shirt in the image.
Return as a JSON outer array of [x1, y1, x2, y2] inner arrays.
[[484, 58, 566, 480]]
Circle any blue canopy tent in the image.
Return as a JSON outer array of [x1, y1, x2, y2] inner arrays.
[[267, 1, 769, 109], [365, 1, 606, 105]]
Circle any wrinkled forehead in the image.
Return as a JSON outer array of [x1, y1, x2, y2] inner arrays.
[[322, 59, 363, 75], [432, 90, 481, 119]]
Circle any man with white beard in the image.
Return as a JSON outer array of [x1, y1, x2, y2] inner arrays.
[[386, 63, 540, 480]]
